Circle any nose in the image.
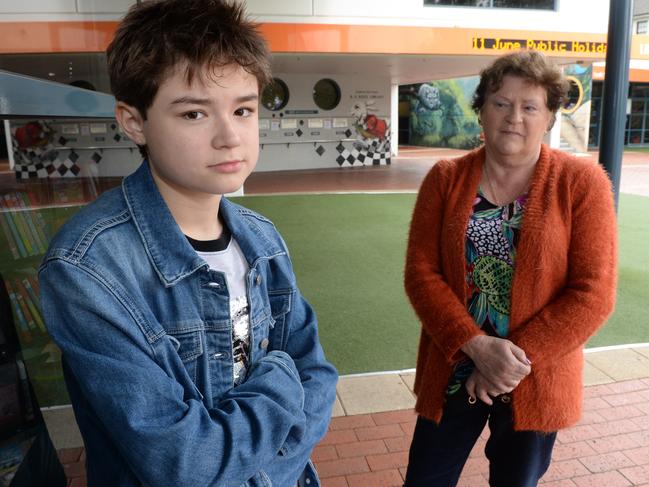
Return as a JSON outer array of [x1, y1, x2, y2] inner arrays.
[[211, 116, 241, 149], [506, 105, 523, 124]]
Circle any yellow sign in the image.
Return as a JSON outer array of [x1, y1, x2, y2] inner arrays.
[[472, 37, 607, 54]]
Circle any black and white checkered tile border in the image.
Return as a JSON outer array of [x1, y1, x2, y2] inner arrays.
[[332, 124, 392, 167], [11, 135, 102, 180]]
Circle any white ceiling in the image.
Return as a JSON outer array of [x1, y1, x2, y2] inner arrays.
[[0, 51, 583, 93], [270, 53, 499, 85]]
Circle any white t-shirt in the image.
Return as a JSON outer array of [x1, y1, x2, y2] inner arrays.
[[187, 228, 251, 384]]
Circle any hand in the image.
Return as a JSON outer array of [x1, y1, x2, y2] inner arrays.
[[465, 369, 501, 405], [461, 335, 531, 392]]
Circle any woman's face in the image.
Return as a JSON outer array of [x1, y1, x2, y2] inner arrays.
[[480, 74, 553, 164]]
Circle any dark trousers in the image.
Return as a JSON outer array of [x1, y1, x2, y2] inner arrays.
[[404, 388, 556, 487]]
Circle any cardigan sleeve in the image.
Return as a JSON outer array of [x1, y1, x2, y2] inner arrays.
[[404, 162, 485, 364], [508, 163, 618, 365]]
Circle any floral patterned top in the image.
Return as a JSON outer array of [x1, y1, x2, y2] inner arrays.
[[446, 188, 527, 396]]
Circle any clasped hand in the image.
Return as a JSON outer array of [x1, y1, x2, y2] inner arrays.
[[461, 335, 531, 405]]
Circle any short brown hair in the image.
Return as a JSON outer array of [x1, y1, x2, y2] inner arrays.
[[472, 51, 569, 126], [107, 0, 272, 120]]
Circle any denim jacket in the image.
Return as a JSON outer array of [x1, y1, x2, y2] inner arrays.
[[39, 162, 338, 487]]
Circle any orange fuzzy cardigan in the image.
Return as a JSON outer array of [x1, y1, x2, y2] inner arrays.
[[405, 144, 618, 432]]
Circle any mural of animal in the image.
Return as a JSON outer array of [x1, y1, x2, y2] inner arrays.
[[350, 100, 389, 152]]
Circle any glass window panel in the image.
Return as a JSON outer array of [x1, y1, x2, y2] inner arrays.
[[590, 99, 600, 119], [261, 78, 290, 111], [313, 79, 341, 111], [592, 82, 603, 97], [423, 0, 555, 9], [637, 20, 648, 34], [630, 116, 644, 129], [631, 84, 649, 98], [0, 53, 111, 95], [631, 99, 645, 114], [628, 130, 642, 144], [1, 111, 139, 408]]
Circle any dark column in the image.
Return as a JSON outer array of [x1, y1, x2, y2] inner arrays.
[[598, 0, 633, 210]]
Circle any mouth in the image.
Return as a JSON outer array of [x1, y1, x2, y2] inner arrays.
[[501, 130, 523, 136], [209, 160, 244, 173]]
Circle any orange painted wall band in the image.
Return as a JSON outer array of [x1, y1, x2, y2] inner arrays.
[[1, 20, 649, 61], [594, 65, 649, 83], [0, 21, 118, 53]]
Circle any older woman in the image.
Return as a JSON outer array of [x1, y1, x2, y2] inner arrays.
[[403, 51, 617, 487]]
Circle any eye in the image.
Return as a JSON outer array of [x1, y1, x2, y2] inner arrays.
[[234, 106, 255, 117], [524, 105, 538, 112], [182, 111, 205, 121]]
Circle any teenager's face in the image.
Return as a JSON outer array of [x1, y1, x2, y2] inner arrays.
[[124, 63, 259, 199]]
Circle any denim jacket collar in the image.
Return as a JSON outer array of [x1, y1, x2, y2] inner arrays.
[[122, 162, 284, 287]]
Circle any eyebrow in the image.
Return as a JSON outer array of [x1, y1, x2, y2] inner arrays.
[[169, 93, 259, 106], [492, 95, 542, 104]]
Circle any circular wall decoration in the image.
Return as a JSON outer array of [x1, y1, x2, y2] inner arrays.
[[561, 76, 584, 114], [313, 78, 341, 110], [261, 78, 289, 111]]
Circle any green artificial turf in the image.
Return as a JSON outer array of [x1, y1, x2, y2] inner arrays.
[[232, 193, 648, 375], [588, 193, 649, 348]]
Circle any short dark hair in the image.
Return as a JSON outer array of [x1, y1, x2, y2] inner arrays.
[[472, 51, 569, 128], [107, 0, 272, 118]]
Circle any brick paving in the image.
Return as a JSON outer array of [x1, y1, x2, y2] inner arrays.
[[58, 378, 649, 487]]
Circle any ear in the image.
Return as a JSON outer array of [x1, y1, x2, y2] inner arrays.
[[115, 101, 147, 146]]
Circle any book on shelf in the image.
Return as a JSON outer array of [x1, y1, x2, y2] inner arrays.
[[14, 278, 45, 333], [3, 195, 35, 256], [25, 191, 51, 247], [0, 202, 28, 258], [13, 193, 48, 254], [0, 192, 49, 259], [0, 211, 20, 259], [3, 280, 33, 343]]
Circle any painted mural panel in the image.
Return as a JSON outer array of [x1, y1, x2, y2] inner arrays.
[[405, 77, 482, 150], [404, 64, 592, 153], [559, 64, 592, 153]]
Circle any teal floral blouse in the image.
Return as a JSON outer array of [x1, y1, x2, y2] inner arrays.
[[446, 188, 527, 396]]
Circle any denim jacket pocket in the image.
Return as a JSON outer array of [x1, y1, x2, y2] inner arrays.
[[166, 329, 203, 383]]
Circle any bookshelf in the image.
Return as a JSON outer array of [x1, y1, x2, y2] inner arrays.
[[0, 175, 121, 407]]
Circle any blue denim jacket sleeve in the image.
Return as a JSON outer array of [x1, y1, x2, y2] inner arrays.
[[262, 273, 338, 484], [40, 258, 307, 487]]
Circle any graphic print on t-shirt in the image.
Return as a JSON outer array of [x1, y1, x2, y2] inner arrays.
[[230, 295, 250, 384], [186, 228, 251, 385]]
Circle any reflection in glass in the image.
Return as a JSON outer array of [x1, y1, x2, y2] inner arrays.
[[261, 78, 289, 111], [1, 115, 139, 408]]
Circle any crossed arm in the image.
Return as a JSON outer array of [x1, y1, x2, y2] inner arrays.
[[40, 259, 336, 486]]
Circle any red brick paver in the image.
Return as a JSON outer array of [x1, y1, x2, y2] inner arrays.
[[58, 378, 649, 487]]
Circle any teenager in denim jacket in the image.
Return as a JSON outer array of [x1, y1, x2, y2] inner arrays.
[[39, 1, 338, 485]]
